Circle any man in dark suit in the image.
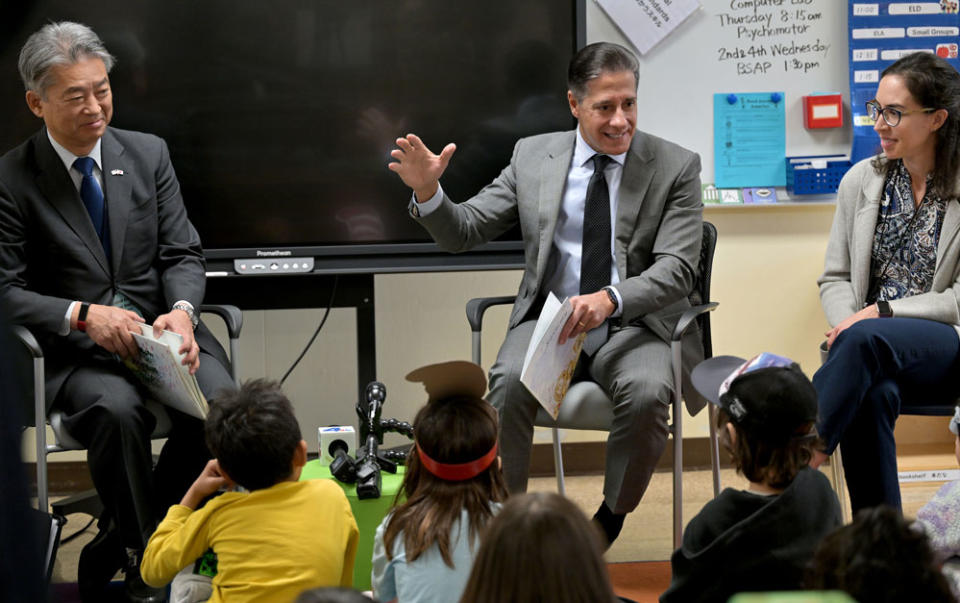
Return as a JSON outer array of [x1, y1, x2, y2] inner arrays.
[[0, 22, 234, 602], [390, 42, 705, 546]]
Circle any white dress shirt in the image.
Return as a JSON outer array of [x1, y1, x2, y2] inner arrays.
[[411, 128, 627, 315]]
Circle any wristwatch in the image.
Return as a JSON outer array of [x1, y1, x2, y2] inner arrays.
[[172, 301, 199, 330], [602, 286, 619, 312], [877, 300, 893, 318]]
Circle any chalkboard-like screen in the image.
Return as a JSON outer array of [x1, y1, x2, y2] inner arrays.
[[0, 1, 581, 272]]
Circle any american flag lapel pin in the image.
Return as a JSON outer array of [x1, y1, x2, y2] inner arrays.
[[111, 169, 124, 176]]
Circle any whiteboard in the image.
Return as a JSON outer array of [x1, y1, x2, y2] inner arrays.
[[586, 0, 852, 184]]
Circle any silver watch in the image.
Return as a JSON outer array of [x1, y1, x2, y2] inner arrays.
[[172, 301, 199, 330]]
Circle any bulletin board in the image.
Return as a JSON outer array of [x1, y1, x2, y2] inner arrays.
[[587, 0, 853, 185]]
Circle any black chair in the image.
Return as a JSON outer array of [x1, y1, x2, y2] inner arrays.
[[16, 304, 243, 515], [466, 221, 720, 548]]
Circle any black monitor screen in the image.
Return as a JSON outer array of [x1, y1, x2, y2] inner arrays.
[[0, 2, 579, 271]]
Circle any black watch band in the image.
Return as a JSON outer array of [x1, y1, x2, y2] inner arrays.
[[603, 286, 619, 312], [877, 300, 893, 318], [77, 302, 90, 332]]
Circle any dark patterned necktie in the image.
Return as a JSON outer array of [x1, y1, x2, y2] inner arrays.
[[580, 154, 612, 295], [580, 154, 612, 355], [73, 156, 111, 261]]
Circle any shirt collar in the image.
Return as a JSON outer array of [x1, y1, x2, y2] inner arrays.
[[573, 127, 629, 169], [47, 130, 103, 174]]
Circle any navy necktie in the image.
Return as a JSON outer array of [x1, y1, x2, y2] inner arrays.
[[73, 156, 111, 261], [580, 154, 612, 355]]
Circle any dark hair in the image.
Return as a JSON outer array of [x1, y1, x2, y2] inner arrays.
[[872, 52, 960, 198], [567, 42, 639, 102], [459, 492, 617, 603], [294, 587, 374, 603], [717, 406, 820, 489], [806, 506, 953, 602], [204, 379, 302, 491], [384, 395, 507, 568]]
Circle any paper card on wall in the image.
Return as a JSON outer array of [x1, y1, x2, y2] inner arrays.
[[595, 0, 701, 55], [713, 92, 786, 188]]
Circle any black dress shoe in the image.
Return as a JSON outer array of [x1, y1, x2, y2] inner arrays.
[[78, 524, 125, 602], [123, 549, 166, 603]]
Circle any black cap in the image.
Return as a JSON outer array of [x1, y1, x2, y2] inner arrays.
[[692, 353, 818, 442]]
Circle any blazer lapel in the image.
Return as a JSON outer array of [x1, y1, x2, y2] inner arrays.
[[615, 134, 655, 279], [851, 170, 884, 302], [32, 129, 111, 275], [101, 129, 132, 275], [535, 133, 575, 286]]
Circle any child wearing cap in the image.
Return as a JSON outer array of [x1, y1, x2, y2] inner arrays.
[[661, 353, 842, 603], [915, 405, 960, 596], [371, 362, 509, 603]]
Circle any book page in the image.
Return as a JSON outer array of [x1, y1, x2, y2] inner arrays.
[[125, 325, 208, 419], [520, 293, 585, 420]]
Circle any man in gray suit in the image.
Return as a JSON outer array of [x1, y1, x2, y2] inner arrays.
[[389, 42, 704, 544], [0, 22, 233, 602]]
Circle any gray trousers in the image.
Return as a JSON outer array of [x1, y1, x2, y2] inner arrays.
[[487, 320, 672, 515]]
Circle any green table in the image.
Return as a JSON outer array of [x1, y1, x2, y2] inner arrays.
[[300, 460, 405, 590]]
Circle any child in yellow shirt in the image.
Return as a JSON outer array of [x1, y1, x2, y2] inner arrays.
[[141, 379, 359, 602]]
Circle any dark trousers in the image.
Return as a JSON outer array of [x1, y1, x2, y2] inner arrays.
[[813, 317, 960, 513], [56, 351, 234, 550]]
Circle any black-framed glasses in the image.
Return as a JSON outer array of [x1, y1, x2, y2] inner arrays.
[[865, 100, 936, 127]]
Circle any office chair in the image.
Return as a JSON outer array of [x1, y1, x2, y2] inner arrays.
[[467, 221, 720, 548], [16, 304, 243, 516]]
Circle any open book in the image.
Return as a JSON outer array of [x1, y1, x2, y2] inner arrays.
[[124, 324, 208, 419], [520, 293, 585, 420]]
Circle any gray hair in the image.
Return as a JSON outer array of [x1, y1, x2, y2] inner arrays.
[[18, 21, 115, 97], [567, 42, 639, 101]]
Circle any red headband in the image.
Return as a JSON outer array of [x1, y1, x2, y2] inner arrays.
[[416, 442, 498, 481]]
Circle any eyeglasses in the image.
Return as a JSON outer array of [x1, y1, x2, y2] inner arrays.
[[865, 100, 936, 127]]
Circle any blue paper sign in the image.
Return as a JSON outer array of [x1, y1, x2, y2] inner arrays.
[[713, 92, 787, 188]]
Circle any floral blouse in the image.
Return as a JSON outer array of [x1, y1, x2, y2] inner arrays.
[[867, 160, 946, 304]]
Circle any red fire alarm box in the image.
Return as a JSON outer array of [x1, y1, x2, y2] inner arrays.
[[802, 94, 843, 129]]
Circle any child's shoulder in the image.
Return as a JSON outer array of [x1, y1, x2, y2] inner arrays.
[[295, 479, 352, 505]]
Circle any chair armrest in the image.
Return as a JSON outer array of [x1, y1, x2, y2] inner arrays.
[[13, 325, 43, 359], [200, 304, 243, 339], [671, 302, 718, 342], [466, 296, 516, 333]]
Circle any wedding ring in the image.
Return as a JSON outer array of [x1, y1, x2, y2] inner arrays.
[[577, 321, 586, 327]]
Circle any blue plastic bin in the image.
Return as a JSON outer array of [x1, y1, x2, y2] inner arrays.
[[786, 156, 853, 195]]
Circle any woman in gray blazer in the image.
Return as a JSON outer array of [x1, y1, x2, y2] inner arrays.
[[812, 52, 960, 513]]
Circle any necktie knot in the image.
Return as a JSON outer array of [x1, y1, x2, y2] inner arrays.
[[74, 156, 96, 177], [592, 154, 611, 174]]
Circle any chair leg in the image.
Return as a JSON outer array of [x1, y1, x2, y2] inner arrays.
[[34, 356, 48, 513], [671, 340, 683, 550], [830, 446, 850, 523], [551, 426, 566, 496], [708, 404, 721, 497]]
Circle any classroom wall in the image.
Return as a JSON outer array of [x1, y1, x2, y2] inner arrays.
[[24, 2, 850, 462]]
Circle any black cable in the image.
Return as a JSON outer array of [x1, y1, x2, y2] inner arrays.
[[280, 275, 339, 386], [59, 515, 95, 544]]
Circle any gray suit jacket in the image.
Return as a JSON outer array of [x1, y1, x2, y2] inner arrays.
[[418, 129, 707, 413], [0, 127, 227, 410], [819, 157, 960, 328]]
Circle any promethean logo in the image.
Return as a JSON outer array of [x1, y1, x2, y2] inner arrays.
[[256, 250, 292, 257]]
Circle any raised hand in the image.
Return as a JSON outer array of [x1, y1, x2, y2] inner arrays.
[[387, 133, 456, 202]]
